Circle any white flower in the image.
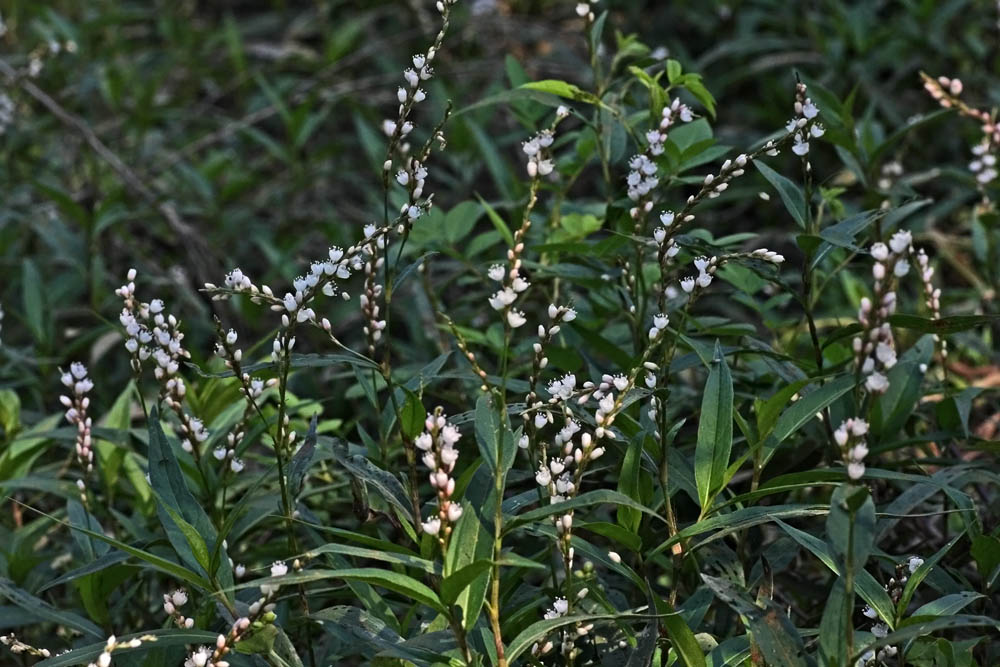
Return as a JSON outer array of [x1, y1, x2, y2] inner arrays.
[[608, 551, 622, 563], [422, 517, 442, 535], [171, 589, 188, 607], [870, 243, 889, 261], [488, 264, 505, 281], [680, 277, 695, 293], [792, 137, 810, 156], [865, 372, 889, 394], [802, 100, 819, 119], [908, 556, 924, 573], [862, 604, 878, 619], [535, 466, 552, 487], [507, 310, 527, 328], [230, 458, 245, 473], [270, 561, 289, 577], [660, 210, 675, 226], [889, 230, 912, 254], [875, 342, 897, 368], [847, 461, 865, 480]]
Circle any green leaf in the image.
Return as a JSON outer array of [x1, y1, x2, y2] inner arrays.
[[444, 501, 492, 630], [650, 505, 828, 557], [911, 592, 983, 617], [760, 375, 856, 467], [666, 59, 683, 84], [755, 161, 807, 229], [702, 575, 806, 666], [21, 258, 47, 344], [818, 579, 851, 667], [695, 342, 734, 511], [477, 195, 514, 248], [34, 629, 218, 667], [313, 606, 452, 666], [333, 447, 413, 522], [439, 560, 492, 606], [0, 577, 103, 640], [241, 568, 445, 613], [443, 201, 484, 244], [289, 415, 318, 497], [521, 80, 602, 106], [147, 408, 223, 579], [302, 543, 438, 574], [679, 73, 716, 119], [400, 389, 425, 440], [888, 314, 1000, 335], [506, 489, 665, 534]]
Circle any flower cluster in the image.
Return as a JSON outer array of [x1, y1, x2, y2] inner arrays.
[[859, 557, 924, 665], [915, 249, 947, 363], [1, 633, 52, 658], [522, 128, 557, 178], [786, 82, 824, 156], [854, 231, 913, 394], [381, 0, 456, 175], [212, 430, 246, 474], [163, 589, 194, 629], [833, 418, 869, 480], [923, 73, 999, 193], [680, 256, 717, 294], [626, 98, 693, 223], [59, 362, 94, 500], [574, 0, 598, 21], [87, 634, 155, 667], [417, 408, 464, 541]]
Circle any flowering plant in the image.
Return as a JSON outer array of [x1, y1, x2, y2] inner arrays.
[[1, 2, 999, 667]]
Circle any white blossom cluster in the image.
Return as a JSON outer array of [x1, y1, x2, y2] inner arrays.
[[86, 635, 149, 667], [858, 557, 923, 665], [680, 256, 717, 294], [786, 82, 824, 156], [626, 98, 693, 215], [877, 160, 904, 191], [361, 223, 388, 354], [417, 409, 464, 538], [183, 616, 253, 667], [854, 231, 913, 394], [59, 362, 94, 498], [915, 249, 947, 362], [117, 269, 210, 455], [162, 589, 194, 629], [574, 0, 598, 21], [1, 633, 52, 659], [212, 430, 247, 474], [381, 0, 456, 212], [969, 140, 998, 185], [833, 417, 869, 480], [522, 128, 557, 178], [923, 74, 998, 194]]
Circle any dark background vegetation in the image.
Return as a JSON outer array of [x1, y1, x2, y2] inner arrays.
[[2, 1, 998, 417], [1, 1, 1000, 662]]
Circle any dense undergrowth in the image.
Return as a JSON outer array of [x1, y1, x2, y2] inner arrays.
[[1, 1, 1000, 666]]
